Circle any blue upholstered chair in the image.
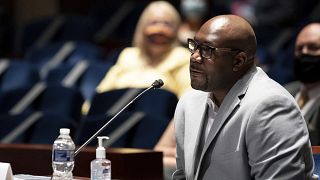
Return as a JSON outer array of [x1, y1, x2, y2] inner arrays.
[[313, 146, 320, 178]]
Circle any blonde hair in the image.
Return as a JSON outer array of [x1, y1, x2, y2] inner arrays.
[[132, 1, 181, 50]]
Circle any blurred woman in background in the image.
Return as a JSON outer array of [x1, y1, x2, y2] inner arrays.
[[82, 4, 189, 178], [95, 1, 190, 97]]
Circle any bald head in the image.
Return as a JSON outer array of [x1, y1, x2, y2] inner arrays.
[[295, 23, 320, 56], [197, 15, 257, 59], [190, 15, 257, 96]]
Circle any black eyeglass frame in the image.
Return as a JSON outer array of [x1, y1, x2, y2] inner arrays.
[[187, 38, 241, 59]]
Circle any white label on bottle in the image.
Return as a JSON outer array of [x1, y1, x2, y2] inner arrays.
[[53, 150, 74, 162]]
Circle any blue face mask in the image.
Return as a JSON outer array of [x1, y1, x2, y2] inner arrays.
[[294, 54, 320, 83]]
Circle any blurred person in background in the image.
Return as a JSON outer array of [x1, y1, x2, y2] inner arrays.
[[178, 0, 209, 46], [82, 1, 190, 178], [230, 0, 318, 85], [285, 23, 320, 145], [94, 1, 190, 97], [82, 1, 190, 113]]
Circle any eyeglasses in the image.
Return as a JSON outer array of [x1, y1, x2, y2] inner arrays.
[[187, 38, 240, 59]]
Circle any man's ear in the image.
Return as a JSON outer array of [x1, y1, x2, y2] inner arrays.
[[232, 52, 247, 72]]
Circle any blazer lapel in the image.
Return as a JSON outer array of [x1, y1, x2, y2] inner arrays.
[[194, 66, 258, 179], [305, 96, 320, 130], [184, 91, 208, 179]]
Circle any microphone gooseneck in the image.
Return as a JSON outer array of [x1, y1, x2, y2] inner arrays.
[[74, 79, 164, 157]]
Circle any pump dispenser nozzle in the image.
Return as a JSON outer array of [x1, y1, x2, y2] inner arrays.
[[96, 136, 109, 159]]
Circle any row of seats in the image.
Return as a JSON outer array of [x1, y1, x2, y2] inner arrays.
[[0, 40, 118, 101], [0, 87, 177, 149], [0, 61, 110, 102], [0, 39, 179, 149], [24, 41, 109, 67], [0, 39, 123, 149], [17, 0, 156, 54]]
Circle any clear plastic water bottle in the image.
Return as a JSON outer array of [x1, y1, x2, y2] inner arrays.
[[52, 128, 75, 180]]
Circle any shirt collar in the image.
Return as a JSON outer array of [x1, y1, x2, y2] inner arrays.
[[207, 94, 219, 112]]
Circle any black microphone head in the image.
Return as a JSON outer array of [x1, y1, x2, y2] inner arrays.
[[152, 79, 164, 89]]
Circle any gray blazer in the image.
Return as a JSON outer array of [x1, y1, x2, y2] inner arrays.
[[173, 67, 315, 180]]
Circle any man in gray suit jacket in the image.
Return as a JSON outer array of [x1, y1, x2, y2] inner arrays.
[[173, 15, 316, 179]]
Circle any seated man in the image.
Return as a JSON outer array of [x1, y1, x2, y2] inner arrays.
[[285, 23, 320, 145], [174, 14, 315, 179]]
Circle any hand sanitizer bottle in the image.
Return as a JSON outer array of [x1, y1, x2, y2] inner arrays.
[[91, 136, 111, 180]]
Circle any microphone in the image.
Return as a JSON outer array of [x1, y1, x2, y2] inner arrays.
[[152, 79, 164, 89], [74, 79, 164, 157]]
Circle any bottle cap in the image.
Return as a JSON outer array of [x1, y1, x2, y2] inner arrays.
[[60, 128, 70, 135], [96, 136, 109, 159]]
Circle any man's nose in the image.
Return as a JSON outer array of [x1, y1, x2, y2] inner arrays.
[[190, 50, 202, 63], [301, 46, 310, 54]]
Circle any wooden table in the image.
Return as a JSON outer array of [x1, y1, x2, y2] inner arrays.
[[0, 144, 163, 179]]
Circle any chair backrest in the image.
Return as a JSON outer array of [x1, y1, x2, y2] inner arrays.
[[28, 113, 75, 144], [0, 112, 33, 143], [75, 111, 170, 149], [130, 113, 170, 148], [65, 41, 104, 65], [75, 112, 134, 147], [87, 88, 139, 116], [79, 63, 110, 102], [45, 64, 74, 85], [133, 88, 178, 120], [88, 88, 178, 117], [0, 62, 39, 93], [38, 85, 84, 121], [313, 146, 320, 177], [79, 88, 176, 149], [0, 86, 34, 114]]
